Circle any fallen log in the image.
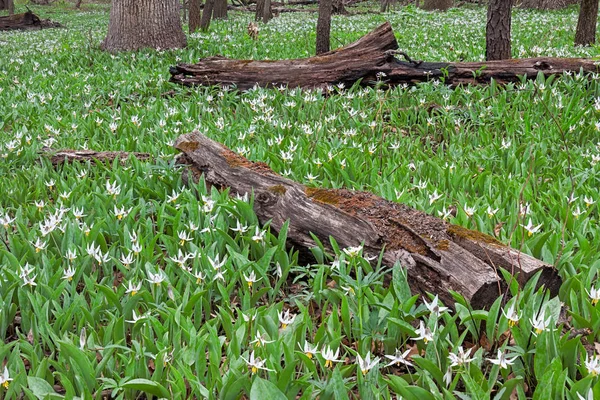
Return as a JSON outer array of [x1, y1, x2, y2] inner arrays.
[[0, 10, 62, 31], [170, 22, 600, 90], [42, 148, 151, 166], [174, 131, 561, 309]]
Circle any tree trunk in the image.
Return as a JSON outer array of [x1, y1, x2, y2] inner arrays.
[[75, 0, 83, 9], [316, 0, 332, 54], [170, 22, 600, 90], [189, 0, 201, 32], [486, 0, 512, 61], [102, 0, 186, 52], [181, 0, 187, 22], [255, 0, 264, 20], [422, 0, 452, 10], [213, 0, 228, 19], [575, 0, 599, 46], [200, 0, 214, 30], [7, 0, 14, 14], [174, 132, 561, 309], [332, 0, 346, 14], [517, 0, 578, 9], [262, 0, 272, 23]]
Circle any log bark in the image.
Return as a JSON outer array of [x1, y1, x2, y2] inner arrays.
[[170, 22, 600, 90], [0, 11, 62, 31], [174, 132, 561, 309], [43, 148, 151, 166]]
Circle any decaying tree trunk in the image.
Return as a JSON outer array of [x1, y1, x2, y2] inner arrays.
[[42, 148, 151, 166], [170, 22, 600, 90], [174, 132, 561, 309], [575, 0, 598, 46], [486, 0, 512, 60], [0, 11, 62, 31], [316, 0, 333, 54]]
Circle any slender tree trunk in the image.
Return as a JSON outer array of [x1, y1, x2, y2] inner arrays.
[[332, 0, 346, 14], [75, 0, 83, 9], [0, 0, 5, 10], [262, 0, 272, 23], [8, 0, 14, 14], [200, 0, 214, 30], [422, 0, 452, 10], [381, 0, 390, 12], [575, 0, 599, 46], [316, 0, 332, 54], [486, 0, 512, 61], [213, 0, 228, 19], [189, 0, 201, 32], [102, 0, 186, 52], [255, 0, 264, 21]]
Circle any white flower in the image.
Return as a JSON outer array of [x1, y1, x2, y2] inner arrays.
[[583, 196, 595, 207], [126, 310, 146, 324], [169, 249, 191, 268], [124, 281, 141, 295], [231, 220, 248, 234], [429, 190, 443, 205], [0, 366, 12, 389], [411, 320, 434, 344], [105, 180, 121, 198], [241, 351, 274, 374], [112, 205, 131, 221], [120, 252, 134, 267], [587, 285, 600, 305], [251, 227, 266, 243], [448, 346, 474, 368], [207, 254, 227, 270], [487, 350, 517, 369], [486, 206, 499, 218], [443, 366, 452, 387], [21, 274, 37, 287], [66, 249, 77, 262], [72, 207, 86, 219], [356, 351, 380, 375], [278, 309, 296, 329], [584, 353, 600, 376], [321, 345, 341, 368], [299, 342, 319, 359], [502, 304, 521, 327], [529, 310, 552, 335], [178, 230, 192, 246], [147, 270, 165, 286], [166, 190, 181, 204], [62, 266, 76, 281], [32, 238, 47, 253], [384, 348, 413, 367], [423, 295, 449, 317], [343, 245, 363, 258], [193, 270, 205, 284], [250, 331, 275, 347], [464, 204, 476, 217], [577, 389, 594, 400], [80, 327, 86, 350], [244, 270, 261, 288], [520, 219, 542, 237]]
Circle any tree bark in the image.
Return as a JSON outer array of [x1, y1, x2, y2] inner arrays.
[[189, 0, 201, 31], [316, 0, 333, 54], [422, 0, 452, 10], [170, 22, 600, 90], [200, 0, 214, 30], [255, 0, 264, 20], [42, 148, 151, 166], [486, 0, 512, 61], [575, 0, 599, 46], [75, 0, 83, 9], [213, 0, 228, 19], [332, 0, 347, 14], [517, 0, 578, 9], [101, 0, 187, 52], [174, 132, 561, 309], [7, 0, 14, 14], [0, 11, 62, 31], [262, 0, 272, 23]]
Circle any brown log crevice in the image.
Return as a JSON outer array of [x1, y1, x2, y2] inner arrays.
[[170, 22, 600, 90], [0, 11, 62, 31], [42, 148, 151, 166], [174, 132, 561, 309]]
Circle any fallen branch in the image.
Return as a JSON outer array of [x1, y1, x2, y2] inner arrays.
[[170, 22, 600, 90], [174, 131, 561, 309], [0, 10, 62, 31], [42, 148, 151, 166]]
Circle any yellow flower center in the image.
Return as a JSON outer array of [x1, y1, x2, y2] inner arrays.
[[131, 290, 137, 296], [180, 240, 185, 246], [306, 352, 313, 359], [2, 381, 8, 389], [592, 299, 598, 306], [196, 278, 202, 284], [36, 248, 41, 253], [509, 319, 518, 327], [281, 323, 287, 329], [251, 366, 258, 375], [117, 215, 123, 220], [248, 281, 253, 288], [325, 360, 333, 368], [535, 328, 543, 334]]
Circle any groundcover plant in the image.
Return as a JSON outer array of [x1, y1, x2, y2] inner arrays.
[[1, 2, 600, 399]]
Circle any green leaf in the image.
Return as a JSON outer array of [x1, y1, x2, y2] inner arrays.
[[27, 377, 64, 400], [121, 378, 170, 398], [250, 376, 287, 400]]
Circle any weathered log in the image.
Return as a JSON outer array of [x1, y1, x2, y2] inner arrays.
[[170, 22, 600, 90], [0, 11, 62, 31], [174, 131, 561, 309], [42, 148, 151, 166]]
